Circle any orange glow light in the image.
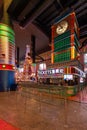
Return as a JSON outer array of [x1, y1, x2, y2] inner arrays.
[[71, 46, 75, 60], [2, 65, 6, 68]]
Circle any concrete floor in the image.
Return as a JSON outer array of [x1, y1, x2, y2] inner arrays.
[[0, 88, 87, 130]]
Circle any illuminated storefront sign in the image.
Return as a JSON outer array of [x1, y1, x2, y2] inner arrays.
[[38, 68, 64, 75]]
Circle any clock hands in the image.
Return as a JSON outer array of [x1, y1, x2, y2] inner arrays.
[[56, 20, 68, 35]]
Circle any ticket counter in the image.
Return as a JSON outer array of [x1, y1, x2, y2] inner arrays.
[[37, 67, 85, 96]]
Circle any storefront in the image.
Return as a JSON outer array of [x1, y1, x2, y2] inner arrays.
[[37, 66, 86, 96]]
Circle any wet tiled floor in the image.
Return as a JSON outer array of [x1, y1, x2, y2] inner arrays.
[[68, 87, 87, 103], [0, 87, 87, 130]]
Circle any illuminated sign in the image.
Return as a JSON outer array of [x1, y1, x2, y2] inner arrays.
[[52, 69, 55, 74], [84, 66, 87, 73], [64, 75, 73, 80], [84, 53, 87, 64], [38, 68, 64, 75], [39, 63, 46, 70], [56, 69, 64, 73]]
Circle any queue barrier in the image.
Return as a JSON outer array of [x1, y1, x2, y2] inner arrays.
[[18, 81, 79, 97]]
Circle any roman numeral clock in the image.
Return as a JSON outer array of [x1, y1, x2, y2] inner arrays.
[[51, 12, 80, 64]]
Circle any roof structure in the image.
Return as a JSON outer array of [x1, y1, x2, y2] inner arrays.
[[0, 0, 87, 60]]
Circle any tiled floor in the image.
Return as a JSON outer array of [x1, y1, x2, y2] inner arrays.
[[0, 87, 87, 130]]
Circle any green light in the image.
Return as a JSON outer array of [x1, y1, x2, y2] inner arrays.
[[32, 63, 36, 66], [0, 30, 14, 41], [0, 23, 15, 43], [8, 39, 15, 44], [0, 24, 14, 35]]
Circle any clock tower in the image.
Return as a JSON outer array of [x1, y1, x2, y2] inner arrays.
[[51, 12, 80, 64], [49, 12, 85, 96]]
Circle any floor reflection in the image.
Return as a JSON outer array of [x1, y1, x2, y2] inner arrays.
[[0, 86, 87, 130]]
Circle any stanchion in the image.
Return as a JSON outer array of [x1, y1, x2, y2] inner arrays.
[[64, 87, 69, 128], [38, 92, 42, 112]]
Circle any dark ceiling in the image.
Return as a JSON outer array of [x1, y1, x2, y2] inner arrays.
[[7, 0, 87, 39]]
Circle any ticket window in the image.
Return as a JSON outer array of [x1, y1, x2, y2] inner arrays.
[[64, 75, 74, 86]]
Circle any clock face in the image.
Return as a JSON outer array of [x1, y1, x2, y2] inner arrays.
[[56, 20, 68, 35]]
